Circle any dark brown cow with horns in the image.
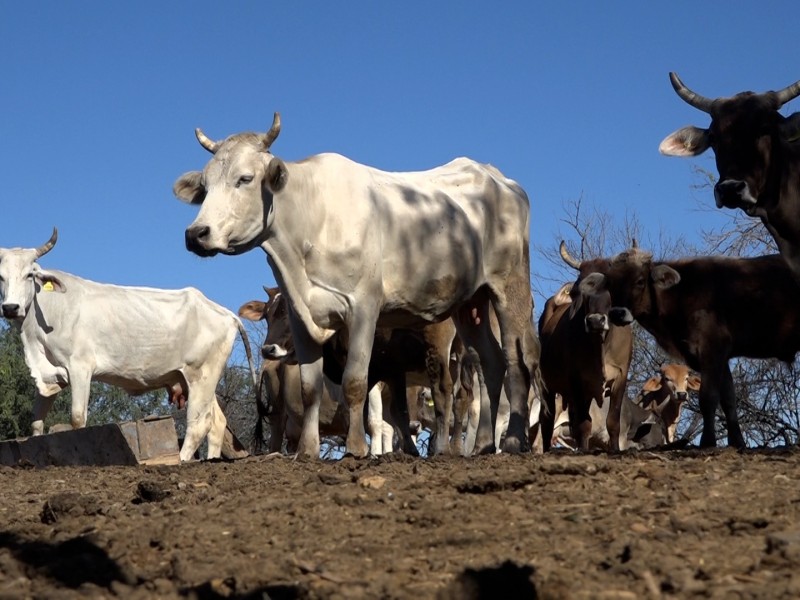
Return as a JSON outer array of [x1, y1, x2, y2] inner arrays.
[[660, 72, 800, 277], [580, 246, 800, 449]]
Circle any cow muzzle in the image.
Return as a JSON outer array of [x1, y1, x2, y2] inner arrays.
[[714, 179, 757, 212], [185, 225, 219, 257], [262, 343, 289, 360], [1, 303, 23, 319], [584, 313, 609, 335]]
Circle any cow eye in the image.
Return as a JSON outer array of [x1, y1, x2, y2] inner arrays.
[[235, 175, 254, 188]]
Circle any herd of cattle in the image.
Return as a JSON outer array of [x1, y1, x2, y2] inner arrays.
[[1, 71, 799, 460]]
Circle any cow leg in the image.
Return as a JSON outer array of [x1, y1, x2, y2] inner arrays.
[[340, 316, 378, 458], [450, 359, 473, 456], [367, 384, 384, 455], [205, 396, 227, 459], [464, 378, 480, 455], [455, 303, 504, 454], [717, 366, 745, 448], [606, 378, 625, 452], [32, 390, 58, 436], [387, 374, 420, 456], [263, 361, 286, 453], [68, 371, 92, 430], [697, 363, 724, 448], [490, 279, 536, 453], [180, 378, 217, 462], [426, 342, 454, 456]]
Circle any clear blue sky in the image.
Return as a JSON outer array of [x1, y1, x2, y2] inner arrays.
[[1, 2, 798, 319]]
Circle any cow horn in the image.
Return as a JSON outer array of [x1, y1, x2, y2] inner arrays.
[[35, 227, 58, 258], [559, 241, 582, 270], [774, 79, 800, 108], [263, 112, 281, 150], [195, 128, 219, 154], [669, 72, 714, 114]]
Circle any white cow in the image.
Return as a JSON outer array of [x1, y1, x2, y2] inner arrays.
[[174, 113, 539, 458], [0, 229, 256, 462]]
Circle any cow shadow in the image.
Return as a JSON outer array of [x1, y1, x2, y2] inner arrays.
[[0, 531, 133, 589]]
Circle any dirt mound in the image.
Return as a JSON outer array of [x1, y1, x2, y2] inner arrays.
[[1, 448, 800, 598]]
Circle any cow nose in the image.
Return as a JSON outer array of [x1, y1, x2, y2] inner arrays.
[[2, 304, 20, 318], [714, 179, 754, 208], [262, 343, 288, 360], [676, 392, 688, 402], [584, 313, 608, 333], [185, 225, 210, 249]]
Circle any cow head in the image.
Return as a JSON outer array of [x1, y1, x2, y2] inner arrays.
[[660, 72, 800, 216], [576, 246, 677, 325], [174, 113, 288, 257], [238, 286, 294, 360], [653, 364, 701, 404], [559, 241, 634, 333], [0, 228, 65, 320]]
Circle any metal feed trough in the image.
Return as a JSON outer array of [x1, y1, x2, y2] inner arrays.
[[0, 415, 181, 467]]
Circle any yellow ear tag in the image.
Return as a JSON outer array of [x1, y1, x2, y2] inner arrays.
[[42, 281, 54, 292]]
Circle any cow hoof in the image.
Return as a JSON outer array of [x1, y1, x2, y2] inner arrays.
[[472, 443, 496, 456], [501, 437, 529, 454]]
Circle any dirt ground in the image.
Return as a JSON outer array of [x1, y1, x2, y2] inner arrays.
[[2, 447, 800, 600]]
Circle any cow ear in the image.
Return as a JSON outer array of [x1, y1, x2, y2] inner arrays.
[[266, 158, 289, 192], [173, 171, 206, 205], [659, 126, 711, 157], [238, 300, 267, 321], [264, 286, 281, 302], [642, 376, 662, 393], [552, 283, 573, 307], [651, 265, 680, 290], [780, 112, 800, 143], [36, 271, 66, 293], [687, 375, 701, 391]]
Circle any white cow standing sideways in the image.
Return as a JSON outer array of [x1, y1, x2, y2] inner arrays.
[[0, 229, 257, 462], [174, 113, 539, 458]]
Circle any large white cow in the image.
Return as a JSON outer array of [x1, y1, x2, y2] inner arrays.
[[174, 113, 539, 457], [0, 229, 256, 462]]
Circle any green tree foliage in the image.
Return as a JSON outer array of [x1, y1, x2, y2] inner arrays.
[[0, 324, 35, 439]]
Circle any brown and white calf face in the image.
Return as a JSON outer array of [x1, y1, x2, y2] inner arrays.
[[0, 229, 64, 320], [174, 114, 285, 257], [642, 364, 701, 406]]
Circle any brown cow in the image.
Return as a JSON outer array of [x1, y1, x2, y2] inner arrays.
[[539, 244, 634, 452], [580, 246, 800, 448], [660, 72, 800, 277], [238, 290, 353, 454], [538, 253, 634, 452], [637, 364, 701, 443]]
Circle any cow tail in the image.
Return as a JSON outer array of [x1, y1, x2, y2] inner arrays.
[[236, 320, 258, 389]]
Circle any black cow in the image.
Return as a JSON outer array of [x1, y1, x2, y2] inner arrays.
[[660, 72, 800, 276], [580, 246, 800, 448]]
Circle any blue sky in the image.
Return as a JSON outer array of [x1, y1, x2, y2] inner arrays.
[[1, 2, 798, 320]]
